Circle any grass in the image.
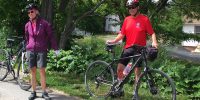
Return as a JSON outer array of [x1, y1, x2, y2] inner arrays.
[[94, 34, 117, 41], [39, 34, 193, 99], [43, 71, 189, 100], [45, 72, 90, 99]]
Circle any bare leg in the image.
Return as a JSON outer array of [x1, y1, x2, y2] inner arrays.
[[30, 66, 37, 91], [134, 67, 141, 85], [40, 67, 46, 92], [117, 63, 125, 81]]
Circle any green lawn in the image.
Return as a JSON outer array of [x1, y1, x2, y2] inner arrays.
[[44, 71, 189, 100], [95, 34, 117, 41]]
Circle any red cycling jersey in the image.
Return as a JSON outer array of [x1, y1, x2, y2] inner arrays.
[[120, 14, 154, 48]]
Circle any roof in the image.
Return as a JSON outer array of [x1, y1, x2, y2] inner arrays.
[[183, 16, 200, 25]]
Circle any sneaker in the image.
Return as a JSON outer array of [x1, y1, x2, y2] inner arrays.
[[42, 92, 51, 100], [28, 91, 36, 100]]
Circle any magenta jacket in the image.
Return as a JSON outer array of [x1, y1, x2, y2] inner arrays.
[[25, 18, 58, 52]]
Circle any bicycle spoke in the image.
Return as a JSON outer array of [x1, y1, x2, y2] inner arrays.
[[85, 61, 114, 97], [17, 52, 31, 91]]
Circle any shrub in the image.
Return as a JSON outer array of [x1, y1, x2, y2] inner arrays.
[[47, 36, 121, 74], [0, 26, 10, 48], [47, 36, 200, 97]]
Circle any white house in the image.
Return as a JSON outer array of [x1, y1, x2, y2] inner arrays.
[[181, 18, 200, 47], [105, 15, 121, 32]]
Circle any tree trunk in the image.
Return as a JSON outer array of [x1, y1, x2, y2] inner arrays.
[[59, 0, 107, 49], [41, 0, 53, 24], [59, 0, 75, 49]]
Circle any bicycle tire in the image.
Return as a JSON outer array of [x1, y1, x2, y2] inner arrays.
[[135, 69, 176, 100], [0, 49, 8, 81], [16, 51, 31, 91], [85, 60, 115, 97]]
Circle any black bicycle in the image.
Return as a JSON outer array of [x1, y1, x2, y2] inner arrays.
[[85, 43, 176, 100], [0, 36, 31, 91]]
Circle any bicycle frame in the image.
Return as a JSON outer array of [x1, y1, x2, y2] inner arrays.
[[106, 45, 149, 89], [106, 45, 165, 98], [85, 44, 176, 99]]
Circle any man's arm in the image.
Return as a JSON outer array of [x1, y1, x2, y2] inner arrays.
[[151, 33, 158, 48], [107, 33, 124, 44]]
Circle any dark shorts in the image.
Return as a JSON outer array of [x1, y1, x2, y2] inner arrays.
[[26, 51, 47, 68], [119, 46, 143, 67]]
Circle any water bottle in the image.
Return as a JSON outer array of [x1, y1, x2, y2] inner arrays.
[[123, 63, 132, 76]]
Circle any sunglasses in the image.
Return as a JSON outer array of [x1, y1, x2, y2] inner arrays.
[[127, 6, 138, 10], [28, 11, 34, 14]]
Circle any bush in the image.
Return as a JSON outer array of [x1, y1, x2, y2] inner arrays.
[[47, 36, 122, 74], [150, 45, 200, 97], [0, 26, 10, 48], [47, 36, 200, 97]]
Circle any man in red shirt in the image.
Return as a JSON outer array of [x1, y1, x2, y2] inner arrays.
[[107, 0, 158, 95]]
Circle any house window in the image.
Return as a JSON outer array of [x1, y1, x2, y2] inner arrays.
[[195, 26, 200, 34]]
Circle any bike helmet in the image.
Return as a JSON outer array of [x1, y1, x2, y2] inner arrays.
[[126, 0, 139, 7], [146, 46, 158, 61], [25, 3, 38, 11]]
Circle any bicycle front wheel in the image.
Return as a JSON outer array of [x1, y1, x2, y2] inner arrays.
[[0, 49, 8, 81], [17, 51, 31, 91], [135, 69, 176, 100], [85, 60, 115, 97]]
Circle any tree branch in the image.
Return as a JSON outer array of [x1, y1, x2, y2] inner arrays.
[[150, 0, 169, 19], [75, 0, 107, 24]]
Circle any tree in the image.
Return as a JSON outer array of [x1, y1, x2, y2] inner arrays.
[[40, 0, 53, 24], [57, 0, 107, 49], [1, 0, 200, 49]]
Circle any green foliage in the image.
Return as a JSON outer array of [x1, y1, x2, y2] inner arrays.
[[150, 45, 200, 97], [1, 0, 200, 48], [47, 35, 200, 97], [47, 36, 114, 74], [0, 26, 11, 48], [0, 0, 28, 36]]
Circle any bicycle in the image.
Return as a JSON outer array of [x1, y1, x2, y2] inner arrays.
[[85, 43, 176, 100], [0, 36, 31, 91]]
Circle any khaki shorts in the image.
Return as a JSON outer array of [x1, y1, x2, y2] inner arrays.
[[26, 51, 47, 68]]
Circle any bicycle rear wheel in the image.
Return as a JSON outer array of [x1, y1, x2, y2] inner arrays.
[[0, 49, 8, 81], [85, 60, 114, 97], [135, 69, 176, 100], [17, 51, 31, 91]]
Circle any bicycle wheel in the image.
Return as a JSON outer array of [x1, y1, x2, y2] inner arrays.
[[135, 69, 176, 100], [0, 49, 8, 81], [17, 51, 31, 91], [85, 60, 115, 97]]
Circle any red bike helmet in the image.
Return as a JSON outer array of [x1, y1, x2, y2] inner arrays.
[[126, 0, 139, 7]]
